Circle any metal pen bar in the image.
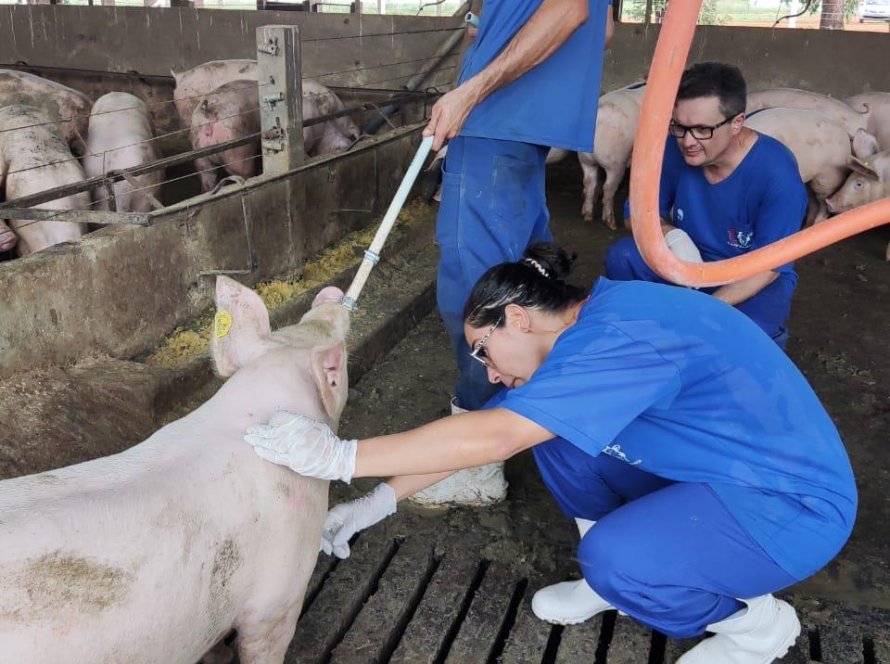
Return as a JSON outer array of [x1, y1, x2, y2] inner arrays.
[[0, 92, 437, 212], [0, 208, 151, 225], [0, 134, 259, 211]]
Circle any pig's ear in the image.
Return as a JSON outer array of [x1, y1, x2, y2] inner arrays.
[[311, 341, 347, 422], [847, 156, 880, 181], [211, 276, 272, 378], [852, 130, 880, 160]]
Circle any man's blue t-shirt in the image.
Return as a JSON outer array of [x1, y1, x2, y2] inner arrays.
[[642, 134, 807, 280], [457, 0, 609, 152], [500, 278, 857, 580]]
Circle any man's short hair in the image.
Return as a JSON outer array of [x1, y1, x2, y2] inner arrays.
[[676, 62, 747, 119]]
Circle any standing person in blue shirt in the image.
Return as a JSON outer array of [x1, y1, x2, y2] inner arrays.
[[605, 62, 807, 349], [415, 0, 613, 506], [244, 243, 857, 664]]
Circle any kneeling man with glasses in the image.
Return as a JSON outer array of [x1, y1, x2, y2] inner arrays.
[[605, 62, 806, 349]]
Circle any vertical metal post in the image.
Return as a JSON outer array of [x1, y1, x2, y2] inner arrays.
[[256, 25, 304, 176]]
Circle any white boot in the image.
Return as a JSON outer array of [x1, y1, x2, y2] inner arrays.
[[407, 399, 508, 507], [677, 594, 801, 664], [531, 518, 616, 625]]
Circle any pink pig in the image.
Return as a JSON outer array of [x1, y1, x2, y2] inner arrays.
[[0, 278, 349, 663]]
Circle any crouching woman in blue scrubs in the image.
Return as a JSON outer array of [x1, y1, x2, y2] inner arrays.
[[244, 244, 857, 664]]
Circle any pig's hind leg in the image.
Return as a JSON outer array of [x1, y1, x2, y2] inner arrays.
[[578, 153, 601, 224], [235, 600, 302, 664], [195, 156, 220, 193]]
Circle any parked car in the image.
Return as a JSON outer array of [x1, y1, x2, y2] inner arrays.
[[858, 0, 890, 21]]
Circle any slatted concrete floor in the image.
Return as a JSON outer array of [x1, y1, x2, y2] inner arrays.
[[284, 511, 890, 664]]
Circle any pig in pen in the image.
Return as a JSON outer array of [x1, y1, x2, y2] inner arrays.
[[0, 41, 443, 261], [0, 278, 350, 664]]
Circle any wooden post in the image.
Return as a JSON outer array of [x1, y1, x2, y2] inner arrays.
[[256, 25, 304, 175]]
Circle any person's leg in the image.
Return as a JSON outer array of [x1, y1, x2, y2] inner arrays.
[[579, 482, 798, 639], [603, 236, 671, 284], [532, 437, 674, 521], [531, 438, 675, 625], [435, 136, 550, 412], [733, 274, 796, 349]]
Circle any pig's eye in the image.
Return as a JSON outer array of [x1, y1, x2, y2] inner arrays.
[[855, 181, 863, 188]]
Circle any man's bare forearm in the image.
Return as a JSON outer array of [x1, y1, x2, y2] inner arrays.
[[461, 0, 589, 106], [712, 271, 779, 306]]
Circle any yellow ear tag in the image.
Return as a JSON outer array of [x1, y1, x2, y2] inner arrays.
[[214, 310, 233, 339]]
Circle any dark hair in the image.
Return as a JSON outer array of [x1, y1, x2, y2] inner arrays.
[[463, 243, 588, 328], [676, 62, 747, 119]]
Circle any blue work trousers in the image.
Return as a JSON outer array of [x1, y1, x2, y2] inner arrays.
[[604, 237, 795, 349], [436, 136, 551, 410], [533, 437, 798, 639]]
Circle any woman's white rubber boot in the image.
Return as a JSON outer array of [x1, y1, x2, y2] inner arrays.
[[531, 519, 616, 625], [677, 594, 802, 664], [407, 399, 508, 507]]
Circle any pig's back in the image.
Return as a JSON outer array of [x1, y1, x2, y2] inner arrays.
[[0, 415, 325, 664], [746, 108, 851, 180]]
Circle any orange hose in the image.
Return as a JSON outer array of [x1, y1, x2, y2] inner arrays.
[[629, 0, 890, 288]]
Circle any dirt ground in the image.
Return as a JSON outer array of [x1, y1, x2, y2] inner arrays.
[[336, 157, 890, 615]]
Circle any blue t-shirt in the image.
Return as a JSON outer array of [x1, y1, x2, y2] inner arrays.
[[627, 134, 807, 281], [500, 278, 857, 579], [457, 0, 609, 152]]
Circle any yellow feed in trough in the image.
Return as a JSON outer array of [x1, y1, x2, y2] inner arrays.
[[146, 200, 434, 369]]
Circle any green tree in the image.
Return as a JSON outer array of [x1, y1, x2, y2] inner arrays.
[[624, 0, 728, 25], [793, 0, 861, 28]]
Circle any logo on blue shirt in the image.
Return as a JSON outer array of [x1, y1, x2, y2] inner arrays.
[[727, 229, 754, 249], [603, 444, 642, 466]]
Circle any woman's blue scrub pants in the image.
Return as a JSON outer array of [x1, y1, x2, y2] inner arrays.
[[436, 136, 551, 410], [533, 437, 799, 639]]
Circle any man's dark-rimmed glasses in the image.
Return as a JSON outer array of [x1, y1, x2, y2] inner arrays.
[[668, 115, 737, 140]]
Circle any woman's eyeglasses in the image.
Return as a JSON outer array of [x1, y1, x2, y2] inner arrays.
[[469, 316, 502, 368]]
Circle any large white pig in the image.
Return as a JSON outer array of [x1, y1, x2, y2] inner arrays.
[[190, 79, 263, 193], [0, 105, 89, 256], [547, 83, 646, 229], [172, 60, 358, 153], [83, 92, 164, 213], [0, 69, 92, 155], [302, 77, 362, 144], [172, 59, 258, 129], [747, 88, 868, 137], [745, 108, 856, 224], [824, 138, 890, 261], [844, 92, 890, 151], [0, 277, 350, 663]]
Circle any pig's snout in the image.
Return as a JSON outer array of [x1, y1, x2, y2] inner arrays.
[[824, 197, 842, 215], [313, 286, 344, 307]]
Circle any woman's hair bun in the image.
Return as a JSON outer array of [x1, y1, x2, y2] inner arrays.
[[523, 243, 577, 281]]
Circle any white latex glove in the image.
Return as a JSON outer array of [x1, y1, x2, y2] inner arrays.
[[244, 412, 358, 483], [665, 228, 703, 264], [321, 483, 397, 559]]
